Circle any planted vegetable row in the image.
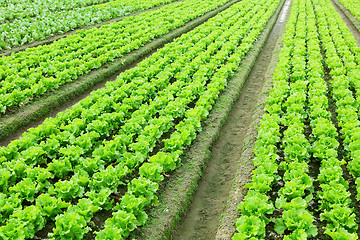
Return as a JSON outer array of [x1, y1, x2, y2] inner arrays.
[[233, 0, 359, 238], [96, 0, 281, 237], [0, 0, 113, 23], [337, 0, 360, 24], [312, 0, 360, 238], [0, 0, 282, 238], [273, 1, 316, 237], [0, 0, 230, 115], [233, 0, 311, 238], [0, 0, 178, 50], [302, 0, 356, 237]]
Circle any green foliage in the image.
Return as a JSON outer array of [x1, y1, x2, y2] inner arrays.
[[233, 216, 266, 239], [274, 207, 317, 237], [320, 206, 358, 232], [36, 194, 70, 218]]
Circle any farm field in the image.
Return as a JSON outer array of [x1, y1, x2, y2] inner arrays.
[[1, 0, 360, 239]]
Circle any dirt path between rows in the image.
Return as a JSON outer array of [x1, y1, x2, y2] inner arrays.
[[171, 0, 292, 239], [330, 0, 360, 46]]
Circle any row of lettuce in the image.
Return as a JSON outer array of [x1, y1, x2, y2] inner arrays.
[[0, 0, 231, 115], [0, 0, 178, 50], [0, 0, 112, 22], [338, 0, 360, 25], [0, 0, 281, 238], [233, 0, 360, 238]]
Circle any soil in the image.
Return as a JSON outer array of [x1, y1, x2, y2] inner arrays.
[[136, 0, 359, 239], [171, 0, 292, 239], [0, 0, 240, 146]]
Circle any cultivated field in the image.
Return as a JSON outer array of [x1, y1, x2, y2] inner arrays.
[[0, 0, 360, 239]]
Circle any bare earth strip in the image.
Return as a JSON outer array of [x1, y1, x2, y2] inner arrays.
[[172, 0, 291, 239], [214, 0, 292, 238]]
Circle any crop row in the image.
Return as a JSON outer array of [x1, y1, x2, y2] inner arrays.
[[233, 0, 360, 238], [273, 1, 317, 237], [337, 0, 360, 24], [0, 0, 178, 50], [0, 0, 230, 115], [0, 0, 281, 238], [0, 0, 113, 22], [233, 0, 305, 238], [313, 0, 360, 238]]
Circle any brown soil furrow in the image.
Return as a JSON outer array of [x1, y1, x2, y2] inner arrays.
[[169, 0, 292, 239]]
